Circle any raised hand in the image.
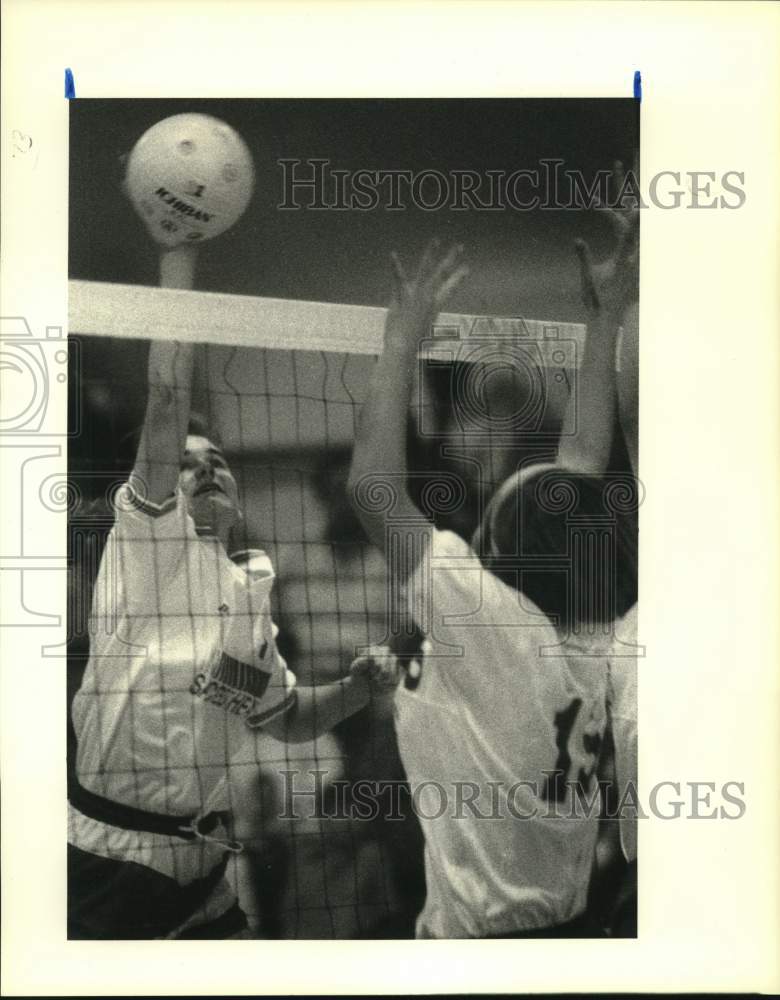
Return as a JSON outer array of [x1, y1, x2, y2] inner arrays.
[[600, 158, 640, 245], [576, 159, 639, 320], [385, 239, 468, 348]]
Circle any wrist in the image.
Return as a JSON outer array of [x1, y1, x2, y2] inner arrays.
[[383, 328, 419, 357], [159, 244, 198, 290], [344, 673, 370, 708], [589, 305, 623, 336], [603, 302, 628, 325]]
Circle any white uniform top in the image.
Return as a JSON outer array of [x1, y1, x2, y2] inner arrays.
[[396, 528, 610, 938], [70, 484, 296, 881], [607, 603, 638, 863]]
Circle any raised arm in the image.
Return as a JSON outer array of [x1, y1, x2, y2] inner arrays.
[[617, 303, 639, 477], [556, 163, 639, 476], [347, 240, 468, 567], [129, 245, 198, 506]]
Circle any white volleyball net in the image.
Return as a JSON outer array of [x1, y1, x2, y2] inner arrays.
[[68, 279, 610, 939]]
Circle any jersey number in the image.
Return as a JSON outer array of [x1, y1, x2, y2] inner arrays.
[[542, 697, 602, 802]]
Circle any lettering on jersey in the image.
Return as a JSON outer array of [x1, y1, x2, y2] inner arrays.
[[154, 186, 214, 222], [542, 697, 603, 802], [579, 730, 602, 789], [190, 671, 263, 719], [190, 652, 274, 720], [213, 652, 272, 698]]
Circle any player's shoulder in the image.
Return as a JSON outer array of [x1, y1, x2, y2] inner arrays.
[[110, 481, 196, 538], [607, 603, 639, 708], [422, 526, 557, 638], [615, 602, 639, 643], [104, 482, 198, 560], [426, 527, 476, 560], [116, 480, 180, 520]]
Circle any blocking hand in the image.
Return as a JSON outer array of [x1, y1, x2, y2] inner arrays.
[[385, 240, 469, 348], [576, 159, 639, 319]]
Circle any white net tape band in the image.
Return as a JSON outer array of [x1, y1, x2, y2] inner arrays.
[[69, 279, 587, 366]]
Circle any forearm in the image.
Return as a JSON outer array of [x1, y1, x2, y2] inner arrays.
[[616, 303, 639, 477], [131, 246, 198, 503], [131, 341, 195, 502], [150, 247, 198, 396], [275, 677, 369, 743], [557, 307, 622, 475], [565, 197, 639, 477], [349, 241, 466, 559], [348, 336, 418, 542]]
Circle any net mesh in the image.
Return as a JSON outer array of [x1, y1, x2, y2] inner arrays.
[[67, 288, 619, 939]]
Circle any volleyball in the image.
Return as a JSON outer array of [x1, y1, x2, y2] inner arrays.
[[125, 113, 255, 247]]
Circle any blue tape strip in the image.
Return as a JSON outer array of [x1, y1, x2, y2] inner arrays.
[[633, 70, 642, 102], [65, 68, 76, 99]]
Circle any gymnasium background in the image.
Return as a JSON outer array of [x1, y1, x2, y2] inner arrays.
[[68, 98, 638, 937]]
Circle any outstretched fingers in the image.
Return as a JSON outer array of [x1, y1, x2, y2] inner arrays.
[[610, 159, 626, 206], [390, 250, 410, 302], [431, 243, 467, 302], [436, 263, 469, 305], [417, 237, 442, 280], [614, 208, 640, 269], [598, 159, 641, 238], [388, 242, 467, 324]]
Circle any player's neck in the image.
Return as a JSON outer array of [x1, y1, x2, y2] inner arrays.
[[195, 522, 232, 550]]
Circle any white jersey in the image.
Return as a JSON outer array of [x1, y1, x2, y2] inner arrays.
[[396, 528, 610, 938], [607, 603, 638, 863], [70, 483, 296, 882]]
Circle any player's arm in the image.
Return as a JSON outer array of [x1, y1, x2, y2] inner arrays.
[[129, 245, 198, 507], [616, 303, 639, 477], [347, 241, 468, 574], [261, 678, 367, 743], [556, 164, 639, 476], [260, 648, 401, 743]]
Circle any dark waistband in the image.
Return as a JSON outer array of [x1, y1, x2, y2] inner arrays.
[[68, 778, 228, 842]]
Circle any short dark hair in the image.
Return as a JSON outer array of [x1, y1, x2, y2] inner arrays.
[[482, 470, 638, 630], [185, 412, 222, 449]]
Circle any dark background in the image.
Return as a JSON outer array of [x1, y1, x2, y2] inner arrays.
[[70, 98, 637, 320]]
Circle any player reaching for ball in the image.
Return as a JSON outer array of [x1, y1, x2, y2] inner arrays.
[[67, 226, 400, 938], [574, 162, 640, 923], [347, 226, 638, 937]]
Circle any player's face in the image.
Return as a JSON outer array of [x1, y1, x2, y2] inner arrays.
[[179, 435, 241, 528]]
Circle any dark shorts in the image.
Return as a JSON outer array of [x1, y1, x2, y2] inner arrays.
[[67, 844, 248, 940]]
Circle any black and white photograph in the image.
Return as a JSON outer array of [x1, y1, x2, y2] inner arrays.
[[3, 1, 779, 994], [66, 98, 639, 941]]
